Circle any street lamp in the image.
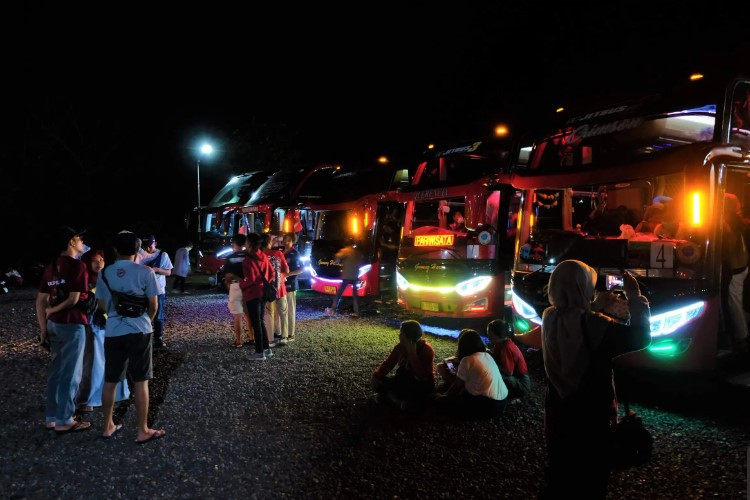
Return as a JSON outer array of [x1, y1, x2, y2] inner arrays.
[[196, 143, 213, 244]]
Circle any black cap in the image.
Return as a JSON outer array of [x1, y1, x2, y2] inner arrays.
[[142, 234, 156, 246], [53, 226, 86, 251]]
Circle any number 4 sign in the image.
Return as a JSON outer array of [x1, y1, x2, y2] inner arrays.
[[650, 242, 674, 269]]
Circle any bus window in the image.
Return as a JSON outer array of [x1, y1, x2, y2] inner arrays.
[[411, 197, 466, 235]]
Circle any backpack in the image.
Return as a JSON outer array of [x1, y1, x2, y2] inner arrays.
[[100, 267, 149, 318]]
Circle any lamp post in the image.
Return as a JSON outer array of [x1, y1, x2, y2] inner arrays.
[[196, 143, 213, 244]]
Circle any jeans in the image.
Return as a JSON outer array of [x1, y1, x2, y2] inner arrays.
[[247, 298, 269, 353], [45, 321, 86, 426], [153, 293, 166, 341]]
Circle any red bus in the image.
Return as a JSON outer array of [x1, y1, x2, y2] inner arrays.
[[396, 139, 520, 319], [510, 75, 750, 372], [301, 163, 409, 299]]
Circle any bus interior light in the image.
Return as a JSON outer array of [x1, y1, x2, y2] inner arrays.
[[454, 276, 493, 296], [691, 192, 702, 226]]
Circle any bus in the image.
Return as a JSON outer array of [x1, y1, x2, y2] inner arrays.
[[196, 170, 271, 274], [510, 75, 750, 372], [300, 162, 409, 300], [395, 139, 521, 319]]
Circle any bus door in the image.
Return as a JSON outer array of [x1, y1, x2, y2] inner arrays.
[[374, 201, 405, 294]]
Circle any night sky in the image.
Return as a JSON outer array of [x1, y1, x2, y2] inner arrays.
[[3, 5, 749, 268]]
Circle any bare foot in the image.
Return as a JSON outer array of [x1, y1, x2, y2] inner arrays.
[[102, 423, 123, 438], [135, 428, 166, 444]]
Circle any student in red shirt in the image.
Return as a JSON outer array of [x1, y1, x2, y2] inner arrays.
[[487, 319, 531, 400], [371, 320, 435, 412]]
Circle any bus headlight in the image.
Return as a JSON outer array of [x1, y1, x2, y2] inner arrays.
[[358, 264, 372, 278], [649, 301, 705, 337], [511, 290, 543, 325], [396, 271, 410, 291], [454, 276, 492, 297]]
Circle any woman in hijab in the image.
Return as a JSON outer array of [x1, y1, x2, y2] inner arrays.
[[540, 260, 650, 499]]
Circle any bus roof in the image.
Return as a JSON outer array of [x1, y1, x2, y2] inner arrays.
[[206, 170, 272, 208], [293, 162, 405, 207], [517, 75, 750, 176]]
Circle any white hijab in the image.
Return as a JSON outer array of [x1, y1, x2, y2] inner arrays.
[[542, 260, 605, 399]]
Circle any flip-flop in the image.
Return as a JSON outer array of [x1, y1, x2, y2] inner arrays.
[[55, 420, 92, 434], [231, 342, 243, 348], [135, 429, 166, 444], [100, 424, 123, 440], [45, 424, 56, 431]]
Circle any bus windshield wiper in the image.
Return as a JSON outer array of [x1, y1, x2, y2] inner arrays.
[[521, 263, 554, 281]]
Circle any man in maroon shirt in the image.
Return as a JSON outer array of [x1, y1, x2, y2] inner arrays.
[[371, 320, 435, 411], [36, 226, 92, 433]]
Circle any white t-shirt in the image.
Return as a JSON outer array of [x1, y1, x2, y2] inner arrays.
[[457, 351, 508, 401], [96, 260, 159, 337], [137, 248, 173, 295]]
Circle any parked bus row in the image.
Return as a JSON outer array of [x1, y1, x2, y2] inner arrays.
[[192, 74, 750, 376]]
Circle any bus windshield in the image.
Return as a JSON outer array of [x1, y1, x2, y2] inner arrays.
[[315, 210, 351, 242], [518, 172, 707, 279]]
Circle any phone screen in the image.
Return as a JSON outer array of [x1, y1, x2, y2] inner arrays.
[[606, 275, 624, 290]]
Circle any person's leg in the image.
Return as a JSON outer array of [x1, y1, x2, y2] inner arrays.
[[728, 269, 749, 347], [287, 291, 297, 339], [128, 333, 164, 441], [277, 295, 289, 341], [86, 322, 106, 407], [101, 381, 119, 436], [263, 301, 275, 345], [244, 311, 254, 342], [330, 282, 346, 312], [178, 276, 186, 294], [53, 323, 85, 426], [153, 294, 166, 346], [246, 299, 266, 354], [232, 314, 244, 345], [75, 323, 95, 408], [102, 334, 128, 435], [45, 321, 62, 427], [350, 280, 360, 315]]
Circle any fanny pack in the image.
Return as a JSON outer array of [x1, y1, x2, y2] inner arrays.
[[100, 267, 149, 318]]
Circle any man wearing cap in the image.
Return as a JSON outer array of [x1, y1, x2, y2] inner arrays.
[[36, 226, 92, 433], [137, 235, 173, 349], [96, 231, 165, 442]]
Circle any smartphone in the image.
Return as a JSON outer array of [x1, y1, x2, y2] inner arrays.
[[445, 360, 456, 374], [606, 274, 624, 290]]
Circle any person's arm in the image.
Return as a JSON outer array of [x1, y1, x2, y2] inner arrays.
[[35, 292, 50, 348], [373, 344, 401, 379], [153, 253, 172, 277], [406, 341, 435, 382], [609, 271, 651, 356], [45, 292, 81, 318], [147, 295, 158, 322]]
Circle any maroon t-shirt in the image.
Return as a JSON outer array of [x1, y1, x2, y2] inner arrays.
[[39, 255, 89, 325], [492, 339, 528, 377]]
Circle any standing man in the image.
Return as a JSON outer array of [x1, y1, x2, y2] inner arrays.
[[96, 231, 165, 442], [36, 226, 91, 433], [261, 233, 289, 346], [325, 238, 364, 318], [281, 232, 304, 342], [223, 234, 253, 347], [172, 241, 192, 294], [137, 235, 173, 349]]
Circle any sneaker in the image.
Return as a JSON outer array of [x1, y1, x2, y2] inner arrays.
[[273, 333, 283, 340], [325, 307, 335, 315], [153, 340, 166, 349], [277, 338, 288, 346], [349, 312, 360, 318], [250, 352, 267, 361], [264, 348, 274, 357], [286, 336, 296, 342]]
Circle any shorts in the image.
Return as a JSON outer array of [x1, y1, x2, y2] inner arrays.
[[104, 333, 153, 383], [228, 283, 246, 315]]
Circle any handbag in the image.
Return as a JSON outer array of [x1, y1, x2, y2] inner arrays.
[[609, 401, 653, 469], [251, 257, 277, 302]]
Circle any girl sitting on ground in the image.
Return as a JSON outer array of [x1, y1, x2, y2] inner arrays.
[[486, 319, 531, 400], [435, 329, 508, 419], [371, 320, 435, 412]]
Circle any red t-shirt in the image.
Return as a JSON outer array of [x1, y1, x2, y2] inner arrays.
[[39, 255, 89, 325], [374, 339, 435, 384], [263, 248, 289, 298], [491, 339, 528, 377]]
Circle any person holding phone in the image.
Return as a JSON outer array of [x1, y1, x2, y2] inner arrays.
[[371, 320, 435, 412]]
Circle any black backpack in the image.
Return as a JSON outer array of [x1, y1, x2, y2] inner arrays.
[[100, 266, 149, 318]]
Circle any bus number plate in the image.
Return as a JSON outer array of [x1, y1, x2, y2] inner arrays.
[[324, 285, 337, 294], [421, 301, 440, 312]]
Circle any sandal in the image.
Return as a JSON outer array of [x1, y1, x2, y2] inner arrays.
[[232, 341, 243, 348], [55, 420, 92, 434]]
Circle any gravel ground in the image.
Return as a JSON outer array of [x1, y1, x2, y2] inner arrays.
[[1, 287, 748, 499]]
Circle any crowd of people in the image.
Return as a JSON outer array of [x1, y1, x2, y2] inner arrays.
[[36, 223, 655, 498]]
